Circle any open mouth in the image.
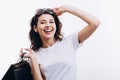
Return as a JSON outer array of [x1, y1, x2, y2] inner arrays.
[[44, 29, 53, 34]]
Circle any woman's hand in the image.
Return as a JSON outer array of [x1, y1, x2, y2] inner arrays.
[[53, 6, 66, 16], [19, 48, 44, 80], [19, 48, 35, 58]]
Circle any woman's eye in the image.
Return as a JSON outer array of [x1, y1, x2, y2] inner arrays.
[[50, 21, 54, 23], [40, 22, 45, 24]]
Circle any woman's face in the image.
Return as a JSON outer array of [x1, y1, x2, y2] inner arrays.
[[34, 14, 56, 40]]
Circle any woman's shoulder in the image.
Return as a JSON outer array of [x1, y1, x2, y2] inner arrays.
[[63, 32, 78, 40]]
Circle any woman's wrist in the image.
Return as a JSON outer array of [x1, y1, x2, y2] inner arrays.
[[61, 5, 73, 13], [29, 53, 36, 59]]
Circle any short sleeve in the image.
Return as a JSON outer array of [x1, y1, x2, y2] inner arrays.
[[66, 32, 83, 51]]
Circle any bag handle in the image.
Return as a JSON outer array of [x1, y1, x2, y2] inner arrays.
[[15, 52, 30, 68], [16, 52, 28, 63], [20, 52, 26, 58]]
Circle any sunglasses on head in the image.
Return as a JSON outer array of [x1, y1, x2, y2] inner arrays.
[[35, 8, 54, 15]]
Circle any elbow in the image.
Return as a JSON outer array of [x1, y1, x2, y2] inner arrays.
[[89, 19, 100, 30], [88, 17, 100, 29], [89, 20, 100, 30], [93, 19, 100, 28]]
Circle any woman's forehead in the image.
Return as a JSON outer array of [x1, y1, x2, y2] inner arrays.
[[38, 14, 54, 21]]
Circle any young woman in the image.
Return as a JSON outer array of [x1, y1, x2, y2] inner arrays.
[[20, 5, 100, 80]]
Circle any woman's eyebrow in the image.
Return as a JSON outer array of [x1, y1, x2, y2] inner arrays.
[[40, 19, 54, 21]]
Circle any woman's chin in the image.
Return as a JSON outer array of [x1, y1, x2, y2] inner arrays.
[[44, 35, 54, 39]]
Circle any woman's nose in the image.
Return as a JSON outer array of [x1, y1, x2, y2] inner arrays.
[[46, 22, 51, 27]]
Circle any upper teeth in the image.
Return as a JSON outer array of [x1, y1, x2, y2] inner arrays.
[[45, 30, 52, 32]]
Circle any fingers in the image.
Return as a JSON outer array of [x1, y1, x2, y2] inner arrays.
[[53, 7, 60, 16], [53, 7, 65, 16], [24, 48, 35, 53], [24, 48, 32, 51], [19, 48, 34, 58], [21, 52, 26, 58], [23, 48, 35, 58], [19, 48, 27, 58], [53, 8, 59, 12], [19, 48, 23, 57]]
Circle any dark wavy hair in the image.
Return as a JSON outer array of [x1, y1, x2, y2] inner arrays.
[[29, 8, 63, 51]]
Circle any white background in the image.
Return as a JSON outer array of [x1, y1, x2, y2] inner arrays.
[[0, 0, 120, 80]]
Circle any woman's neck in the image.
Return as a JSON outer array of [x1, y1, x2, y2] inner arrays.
[[41, 38, 57, 48]]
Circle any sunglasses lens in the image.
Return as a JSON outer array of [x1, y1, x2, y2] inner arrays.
[[35, 8, 54, 15]]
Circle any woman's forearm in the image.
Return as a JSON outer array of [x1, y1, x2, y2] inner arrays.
[[62, 5, 100, 26], [30, 55, 43, 80]]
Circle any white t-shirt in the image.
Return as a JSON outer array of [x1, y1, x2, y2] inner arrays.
[[35, 32, 81, 80]]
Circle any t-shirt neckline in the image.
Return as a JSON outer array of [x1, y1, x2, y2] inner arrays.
[[39, 40, 61, 51]]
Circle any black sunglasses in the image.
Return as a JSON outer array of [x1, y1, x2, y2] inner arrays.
[[35, 8, 54, 15]]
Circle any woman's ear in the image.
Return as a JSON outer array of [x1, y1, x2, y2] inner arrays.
[[34, 26, 38, 33]]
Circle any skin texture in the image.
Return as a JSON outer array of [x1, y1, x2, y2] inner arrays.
[[19, 5, 100, 80]]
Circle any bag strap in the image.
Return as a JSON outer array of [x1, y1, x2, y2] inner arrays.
[[16, 52, 29, 63], [21, 52, 26, 58]]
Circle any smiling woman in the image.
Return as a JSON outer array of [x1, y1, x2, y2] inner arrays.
[[18, 5, 100, 80], [30, 8, 63, 51], [1, 0, 120, 80]]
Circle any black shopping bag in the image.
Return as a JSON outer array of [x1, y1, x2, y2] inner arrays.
[[2, 57, 33, 80], [2, 64, 15, 80]]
